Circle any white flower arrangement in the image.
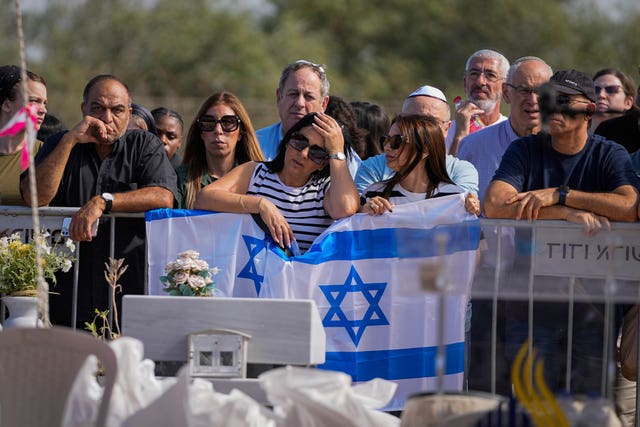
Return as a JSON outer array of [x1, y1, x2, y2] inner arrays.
[[160, 250, 218, 297], [0, 231, 76, 296]]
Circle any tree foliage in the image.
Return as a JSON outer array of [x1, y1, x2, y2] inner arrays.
[[1, 0, 639, 128]]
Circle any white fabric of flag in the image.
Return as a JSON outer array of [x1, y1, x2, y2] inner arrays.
[[146, 194, 480, 409]]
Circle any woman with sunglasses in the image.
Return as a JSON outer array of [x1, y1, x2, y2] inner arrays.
[[176, 91, 264, 209], [361, 114, 480, 216], [194, 112, 359, 253], [591, 68, 636, 131]]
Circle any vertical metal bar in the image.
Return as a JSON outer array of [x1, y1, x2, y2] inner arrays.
[[491, 225, 503, 396], [565, 276, 575, 392], [635, 298, 640, 427], [107, 216, 115, 327], [527, 224, 536, 389], [71, 243, 80, 330]]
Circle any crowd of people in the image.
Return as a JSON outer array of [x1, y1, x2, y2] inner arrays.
[[2, 49, 640, 423]]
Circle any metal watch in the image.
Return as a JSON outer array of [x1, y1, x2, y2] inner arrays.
[[101, 192, 114, 214], [328, 152, 346, 161], [558, 185, 569, 205]]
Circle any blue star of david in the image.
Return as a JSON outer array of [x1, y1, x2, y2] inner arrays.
[[237, 235, 266, 294], [319, 265, 389, 347]]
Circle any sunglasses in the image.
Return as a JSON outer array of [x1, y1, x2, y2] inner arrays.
[[287, 133, 329, 165], [594, 85, 622, 95], [555, 94, 591, 108], [380, 134, 406, 150], [197, 115, 240, 132]]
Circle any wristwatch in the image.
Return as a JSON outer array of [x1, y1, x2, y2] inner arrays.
[[100, 192, 114, 214], [558, 185, 570, 205], [328, 152, 346, 161]]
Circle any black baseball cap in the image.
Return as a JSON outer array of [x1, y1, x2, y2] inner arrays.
[[550, 69, 597, 103]]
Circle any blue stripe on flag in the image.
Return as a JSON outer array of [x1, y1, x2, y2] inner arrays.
[[297, 221, 480, 264], [145, 208, 222, 221], [320, 342, 465, 382]]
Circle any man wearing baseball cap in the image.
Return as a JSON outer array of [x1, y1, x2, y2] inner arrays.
[[485, 68, 638, 230], [484, 69, 639, 393]]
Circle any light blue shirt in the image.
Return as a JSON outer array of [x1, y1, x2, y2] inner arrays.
[[256, 122, 283, 161], [256, 121, 362, 177], [354, 153, 479, 195], [457, 118, 519, 203]]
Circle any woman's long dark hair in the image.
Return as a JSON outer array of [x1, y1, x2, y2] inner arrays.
[[265, 112, 352, 179], [381, 114, 453, 199]]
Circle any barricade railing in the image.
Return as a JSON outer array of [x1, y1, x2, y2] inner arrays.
[[0, 206, 145, 328], [1, 207, 639, 421]]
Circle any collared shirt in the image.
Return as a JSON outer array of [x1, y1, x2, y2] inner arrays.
[[34, 129, 178, 207], [27, 129, 178, 327], [457, 118, 519, 203], [445, 114, 508, 153], [354, 153, 479, 195]]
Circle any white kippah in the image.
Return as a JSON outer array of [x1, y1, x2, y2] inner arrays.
[[407, 85, 448, 104]]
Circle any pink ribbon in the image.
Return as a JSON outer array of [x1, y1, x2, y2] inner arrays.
[[0, 104, 38, 169]]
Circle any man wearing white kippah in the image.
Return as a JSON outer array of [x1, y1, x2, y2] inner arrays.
[[354, 85, 479, 195]]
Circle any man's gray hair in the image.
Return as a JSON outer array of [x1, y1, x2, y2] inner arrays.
[[465, 49, 510, 79], [506, 56, 553, 84], [278, 60, 330, 98]]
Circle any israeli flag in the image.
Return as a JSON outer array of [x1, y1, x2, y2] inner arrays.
[[146, 194, 480, 409]]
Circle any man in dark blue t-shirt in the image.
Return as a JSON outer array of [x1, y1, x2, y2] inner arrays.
[[483, 69, 639, 394], [485, 69, 639, 233]]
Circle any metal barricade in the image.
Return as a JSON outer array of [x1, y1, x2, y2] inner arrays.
[[0, 206, 145, 328], [2, 207, 639, 423]]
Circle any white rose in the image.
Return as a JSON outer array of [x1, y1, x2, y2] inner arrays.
[[164, 261, 177, 273], [179, 250, 200, 260], [173, 272, 188, 284], [62, 259, 73, 273], [188, 275, 206, 288], [176, 258, 194, 270], [193, 259, 208, 271]]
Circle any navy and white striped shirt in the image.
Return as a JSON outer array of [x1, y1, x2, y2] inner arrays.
[[247, 163, 333, 252]]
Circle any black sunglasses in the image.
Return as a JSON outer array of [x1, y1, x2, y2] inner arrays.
[[555, 94, 591, 108], [197, 115, 240, 132], [594, 85, 622, 95], [380, 134, 406, 150], [287, 133, 329, 165]]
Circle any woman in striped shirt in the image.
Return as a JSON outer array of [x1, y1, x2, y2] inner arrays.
[[194, 112, 360, 253], [361, 114, 481, 215]]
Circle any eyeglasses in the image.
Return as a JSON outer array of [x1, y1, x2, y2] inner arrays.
[[556, 94, 591, 108], [507, 83, 540, 97], [594, 85, 623, 95], [197, 115, 240, 132], [287, 133, 329, 165], [466, 68, 502, 83], [380, 134, 407, 150]]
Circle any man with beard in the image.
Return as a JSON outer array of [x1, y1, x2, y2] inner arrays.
[[21, 74, 177, 327], [457, 56, 552, 393], [447, 49, 510, 156], [458, 57, 552, 203]]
